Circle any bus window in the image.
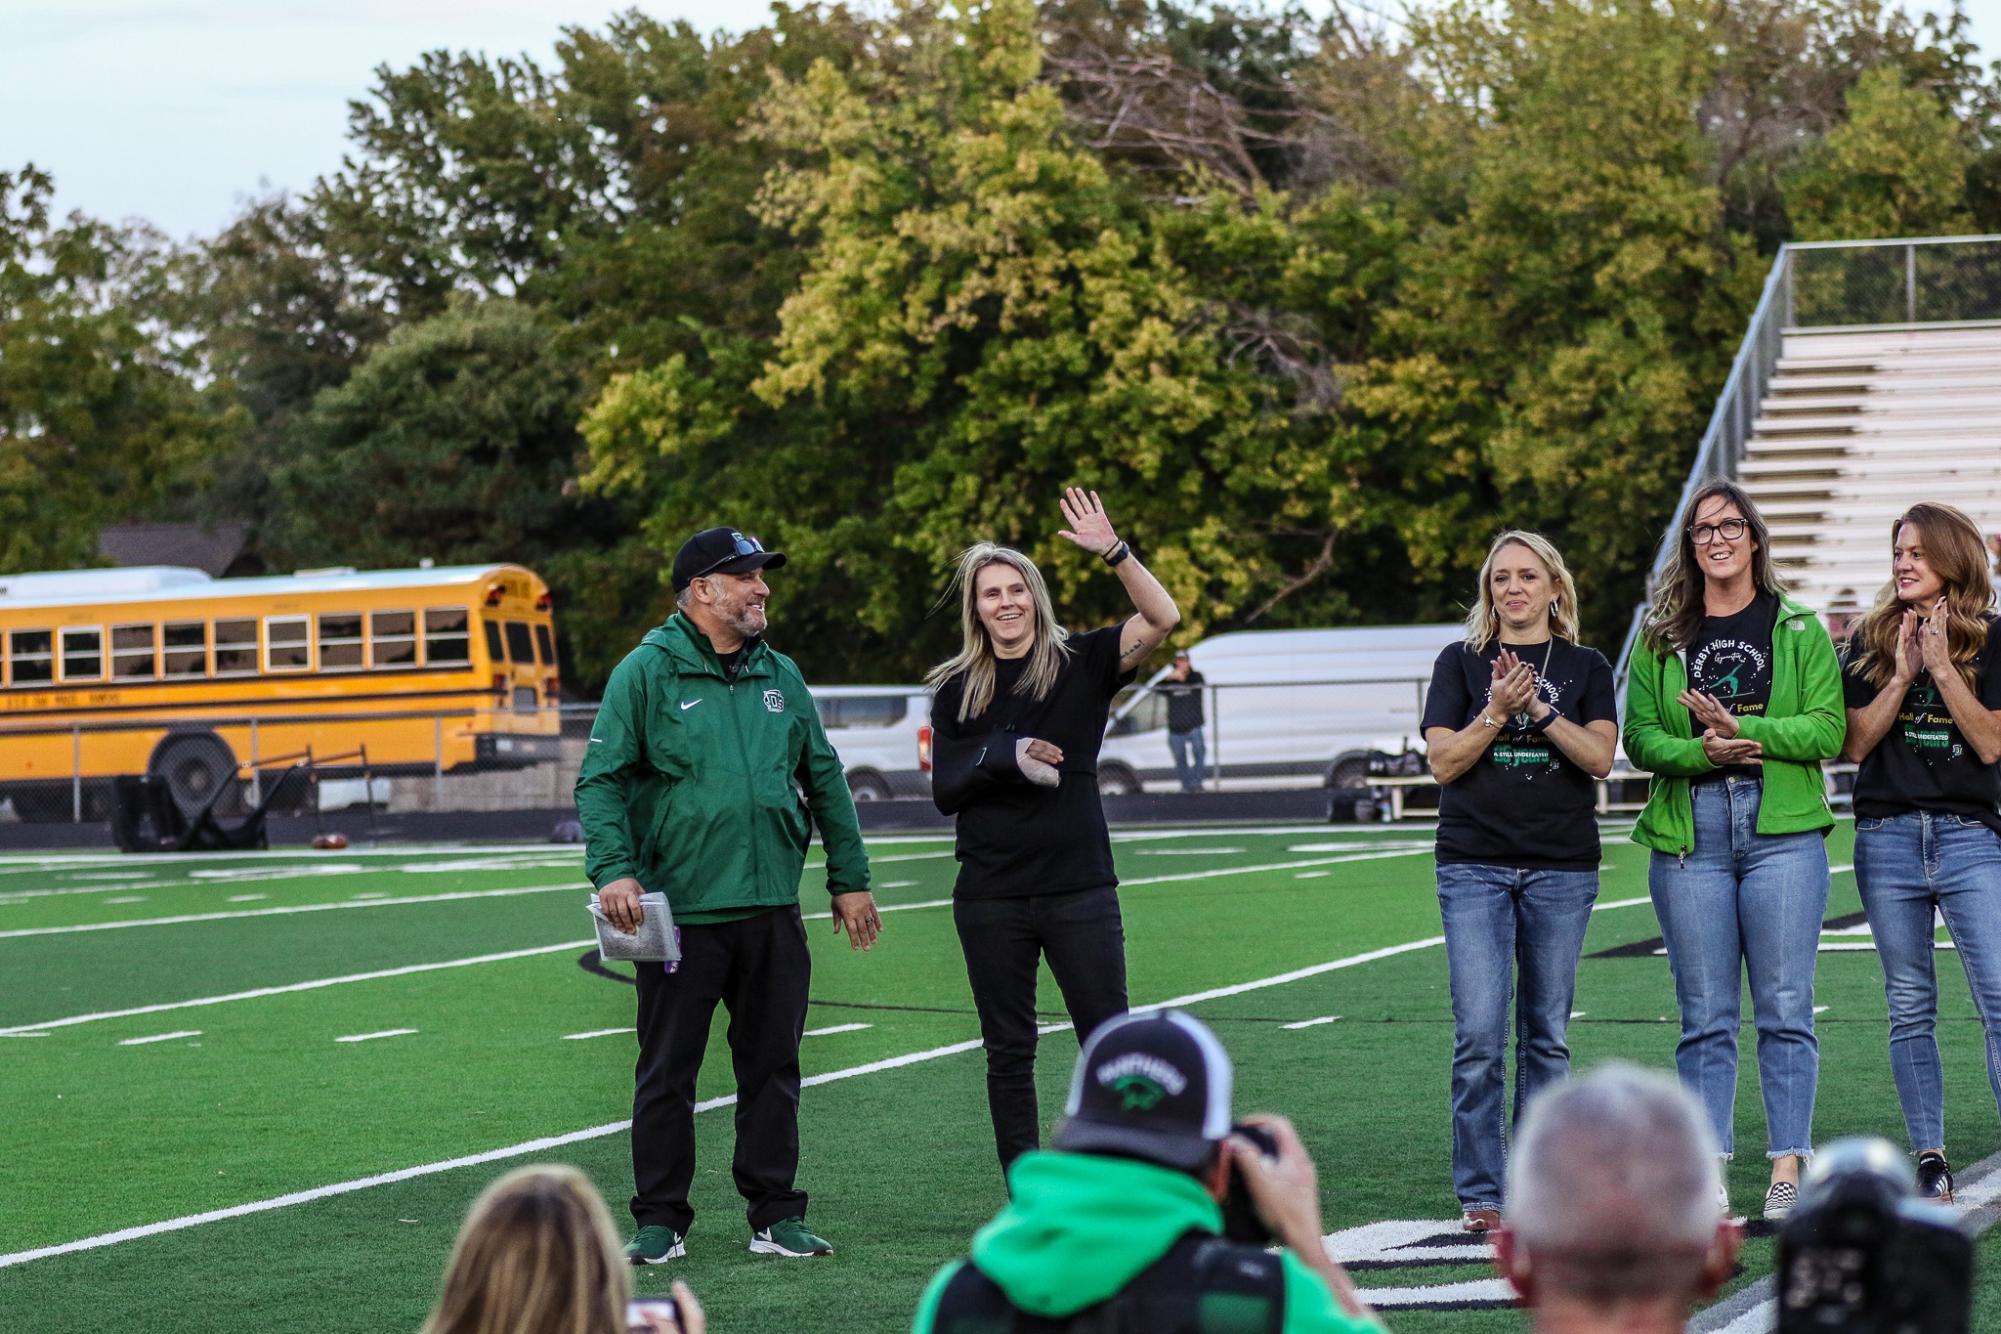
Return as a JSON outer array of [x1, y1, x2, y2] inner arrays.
[[214, 619, 258, 675], [163, 622, 207, 676], [484, 620, 505, 663], [535, 623, 555, 668], [265, 616, 310, 672], [425, 609, 470, 665], [8, 630, 53, 685], [319, 613, 364, 670], [370, 611, 416, 668], [505, 620, 534, 665], [112, 624, 158, 680], [60, 627, 105, 681]]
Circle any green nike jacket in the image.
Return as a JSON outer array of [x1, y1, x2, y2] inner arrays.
[[574, 614, 870, 918]]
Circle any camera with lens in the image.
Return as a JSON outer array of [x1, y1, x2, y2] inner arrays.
[[1776, 1137, 1971, 1334], [1219, 1121, 1280, 1245]]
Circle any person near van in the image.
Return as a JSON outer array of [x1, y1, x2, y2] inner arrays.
[[1840, 503, 2001, 1203], [575, 525, 880, 1264], [1161, 651, 1209, 791], [1420, 530, 1616, 1232], [927, 487, 1180, 1173], [1624, 481, 1844, 1222]]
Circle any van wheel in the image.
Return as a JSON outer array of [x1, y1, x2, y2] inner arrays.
[[846, 771, 893, 802], [1328, 758, 1370, 791], [1098, 764, 1139, 796]]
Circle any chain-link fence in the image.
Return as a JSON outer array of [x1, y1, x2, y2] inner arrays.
[[1788, 235, 2001, 328]]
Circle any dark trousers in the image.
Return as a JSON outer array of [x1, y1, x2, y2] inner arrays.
[[631, 905, 810, 1234], [953, 886, 1130, 1173]]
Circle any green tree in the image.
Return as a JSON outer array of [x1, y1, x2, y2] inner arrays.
[[0, 166, 240, 573], [1784, 65, 1976, 239]]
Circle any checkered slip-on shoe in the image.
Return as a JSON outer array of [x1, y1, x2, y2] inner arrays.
[[1762, 1181, 1798, 1221]]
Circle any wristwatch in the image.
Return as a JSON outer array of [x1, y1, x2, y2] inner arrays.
[[1103, 540, 1132, 568]]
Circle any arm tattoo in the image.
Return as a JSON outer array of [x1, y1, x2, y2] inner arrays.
[[1120, 641, 1146, 664]]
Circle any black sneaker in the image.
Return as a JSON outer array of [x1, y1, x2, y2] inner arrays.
[[1917, 1152, 1955, 1203]]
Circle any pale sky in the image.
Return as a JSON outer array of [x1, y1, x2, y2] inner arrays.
[[2, 0, 1998, 241]]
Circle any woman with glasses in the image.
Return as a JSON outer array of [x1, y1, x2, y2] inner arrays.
[[1624, 481, 1844, 1221], [1841, 503, 2001, 1204], [1421, 531, 1617, 1233]]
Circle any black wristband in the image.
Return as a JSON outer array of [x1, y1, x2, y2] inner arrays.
[[1524, 708, 1557, 735], [1103, 540, 1131, 568]]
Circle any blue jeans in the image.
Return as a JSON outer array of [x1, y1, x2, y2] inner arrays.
[[1169, 729, 1206, 791], [1436, 861, 1599, 1211], [1649, 778, 1828, 1159], [1855, 812, 2001, 1152]]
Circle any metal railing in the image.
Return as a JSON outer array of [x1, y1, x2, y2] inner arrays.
[[1612, 234, 2001, 700]]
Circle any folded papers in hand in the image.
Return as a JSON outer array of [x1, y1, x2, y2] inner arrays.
[[588, 891, 679, 963]]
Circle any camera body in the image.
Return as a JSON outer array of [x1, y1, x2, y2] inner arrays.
[[1776, 1137, 1971, 1334], [1220, 1121, 1279, 1245]]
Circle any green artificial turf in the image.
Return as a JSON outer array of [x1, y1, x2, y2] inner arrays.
[[3, 822, 1998, 1332]]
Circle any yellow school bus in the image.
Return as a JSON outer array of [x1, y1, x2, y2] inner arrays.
[[0, 563, 561, 821]]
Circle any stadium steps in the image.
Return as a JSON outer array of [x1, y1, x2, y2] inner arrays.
[[1736, 321, 2001, 612]]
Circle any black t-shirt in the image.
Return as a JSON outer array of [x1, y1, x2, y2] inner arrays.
[[1687, 592, 1777, 781], [1421, 639, 1617, 870], [716, 643, 751, 681], [1843, 618, 2001, 834], [1161, 671, 1206, 732], [931, 626, 1136, 898]]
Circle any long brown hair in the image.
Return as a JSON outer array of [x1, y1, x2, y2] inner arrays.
[[1641, 481, 1786, 654], [1848, 503, 1995, 691], [925, 543, 1073, 722], [1462, 530, 1583, 650], [421, 1165, 629, 1334]]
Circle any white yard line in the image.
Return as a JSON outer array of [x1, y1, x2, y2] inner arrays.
[[1283, 1016, 1341, 1030], [117, 1030, 201, 1047], [334, 1029, 417, 1044], [804, 1023, 873, 1037], [560, 1028, 633, 1041], [0, 882, 583, 939]]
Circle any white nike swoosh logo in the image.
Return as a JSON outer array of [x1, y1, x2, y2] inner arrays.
[[680, 699, 703, 711]]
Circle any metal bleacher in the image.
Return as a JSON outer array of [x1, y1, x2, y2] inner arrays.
[[1616, 235, 2001, 686]]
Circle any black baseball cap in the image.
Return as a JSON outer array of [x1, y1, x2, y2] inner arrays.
[[1054, 1010, 1234, 1174], [672, 527, 787, 593]]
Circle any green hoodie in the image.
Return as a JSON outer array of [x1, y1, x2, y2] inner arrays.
[[910, 1152, 1376, 1334], [1623, 592, 1845, 856], [574, 614, 869, 919]]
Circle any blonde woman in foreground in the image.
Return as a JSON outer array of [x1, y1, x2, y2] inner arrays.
[[422, 1164, 702, 1334]]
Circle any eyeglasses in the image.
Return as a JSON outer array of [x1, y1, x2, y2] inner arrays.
[[693, 534, 765, 581], [1688, 519, 1749, 546]]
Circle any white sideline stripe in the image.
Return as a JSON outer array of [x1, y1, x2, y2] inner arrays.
[[560, 1028, 632, 1041], [0, 940, 595, 1036], [335, 1028, 416, 1044], [804, 1023, 873, 1037], [118, 1031, 201, 1046], [0, 924, 1499, 1269], [1283, 1016, 1341, 1030], [0, 882, 581, 939], [1122, 848, 1430, 886]]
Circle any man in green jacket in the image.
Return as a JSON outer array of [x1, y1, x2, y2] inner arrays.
[[575, 526, 878, 1265], [911, 1011, 1380, 1334]]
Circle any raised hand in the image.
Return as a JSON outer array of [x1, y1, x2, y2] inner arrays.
[[1920, 597, 1954, 679], [1895, 608, 1923, 685], [1490, 661, 1536, 717], [1056, 487, 1119, 557], [1679, 689, 1738, 739]]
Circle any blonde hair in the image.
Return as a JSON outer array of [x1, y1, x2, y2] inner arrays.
[[1849, 502, 1996, 692], [421, 1165, 629, 1334], [1462, 530, 1582, 650], [925, 543, 1072, 722]]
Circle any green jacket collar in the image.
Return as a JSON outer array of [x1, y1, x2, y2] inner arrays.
[[643, 613, 771, 680], [969, 1151, 1223, 1318]]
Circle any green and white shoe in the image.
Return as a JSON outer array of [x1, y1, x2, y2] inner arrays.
[[749, 1217, 832, 1257], [625, 1225, 686, 1265]]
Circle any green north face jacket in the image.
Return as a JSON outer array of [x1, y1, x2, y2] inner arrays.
[[574, 614, 869, 917]]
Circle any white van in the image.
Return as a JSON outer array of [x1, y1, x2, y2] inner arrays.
[[1096, 624, 1463, 793], [812, 685, 933, 801]]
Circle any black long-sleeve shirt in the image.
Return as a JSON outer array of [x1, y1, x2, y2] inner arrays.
[[930, 626, 1133, 898]]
